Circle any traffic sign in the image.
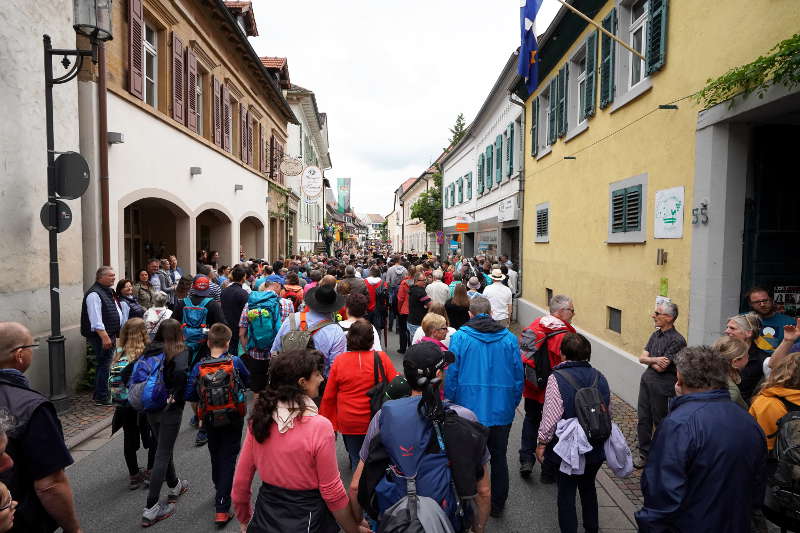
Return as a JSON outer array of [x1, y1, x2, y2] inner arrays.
[[54, 151, 90, 200], [40, 200, 73, 233]]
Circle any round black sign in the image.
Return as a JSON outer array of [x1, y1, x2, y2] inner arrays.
[[55, 151, 90, 200], [40, 200, 73, 233]]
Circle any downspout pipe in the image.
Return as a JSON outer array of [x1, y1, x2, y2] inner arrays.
[[98, 43, 110, 265]]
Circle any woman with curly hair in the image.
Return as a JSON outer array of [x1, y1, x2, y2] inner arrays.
[[231, 350, 367, 533]]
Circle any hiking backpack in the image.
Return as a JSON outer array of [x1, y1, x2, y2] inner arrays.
[[283, 286, 304, 312], [366, 280, 389, 314], [108, 354, 130, 405], [520, 328, 567, 389], [127, 353, 168, 412], [181, 297, 212, 362], [281, 312, 332, 352], [196, 355, 247, 428], [553, 369, 612, 443], [766, 397, 800, 520], [245, 291, 282, 351]]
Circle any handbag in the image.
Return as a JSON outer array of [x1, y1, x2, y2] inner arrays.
[[365, 351, 389, 417]]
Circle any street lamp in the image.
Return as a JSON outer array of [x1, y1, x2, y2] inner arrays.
[[43, 0, 113, 410]]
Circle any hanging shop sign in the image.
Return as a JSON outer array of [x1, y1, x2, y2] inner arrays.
[[654, 186, 684, 239], [301, 166, 323, 202], [280, 156, 304, 177]]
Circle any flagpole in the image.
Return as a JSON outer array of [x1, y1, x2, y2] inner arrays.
[[552, 0, 646, 60]]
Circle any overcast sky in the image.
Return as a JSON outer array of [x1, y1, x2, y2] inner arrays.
[[251, 1, 559, 218]]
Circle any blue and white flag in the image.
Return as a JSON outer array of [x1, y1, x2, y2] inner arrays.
[[518, 0, 544, 97]]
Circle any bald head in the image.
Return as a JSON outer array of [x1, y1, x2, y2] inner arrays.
[[0, 322, 34, 370]]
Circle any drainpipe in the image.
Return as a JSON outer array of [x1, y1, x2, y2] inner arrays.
[[509, 91, 525, 301], [98, 43, 111, 265]]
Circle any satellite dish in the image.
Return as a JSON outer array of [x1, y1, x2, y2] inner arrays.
[[40, 200, 73, 233], [55, 151, 90, 200]]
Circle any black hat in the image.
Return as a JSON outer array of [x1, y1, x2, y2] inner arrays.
[[403, 342, 455, 387], [304, 284, 345, 314]]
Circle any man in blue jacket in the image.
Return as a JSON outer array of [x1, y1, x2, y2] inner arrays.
[[446, 296, 523, 518], [636, 345, 767, 533]]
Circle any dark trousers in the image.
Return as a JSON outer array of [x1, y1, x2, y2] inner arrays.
[[207, 421, 244, 513], [121, 405, 156, 476], [519, 399, 559, 478], [146, 405, 184, 508], [87, 335, 114, 402], [397, 314, 409, 352], [487, 424, 512, 511], [342, 434, 366, 471], [556, 461, 602, 533], [242, 354, 269, 393], [388, 287, 399, 330], [636, 367, 677, 459]]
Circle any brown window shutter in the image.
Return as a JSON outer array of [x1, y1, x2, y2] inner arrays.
[[246, 112, 253, 165], [269, 134, 276, 178], [186, 48, 198, 132], [171, 33, 185, 123], [222, 85, 231, 152], [213, 77, 221, 146], [278, 144, 285, 184], [128, 0, 144, 99], [239, 105, 246, 161], [259, 123, 265, 172]]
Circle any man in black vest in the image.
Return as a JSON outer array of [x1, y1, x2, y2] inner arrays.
[[220, 265, 249, 355], [0, 322, 82, 533], [80, 266, 129, 405]]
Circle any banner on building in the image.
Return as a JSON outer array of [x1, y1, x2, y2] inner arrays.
[[654, 186, 684, 239], [302, 166, 323, 201], [337, 178, 351, 214]]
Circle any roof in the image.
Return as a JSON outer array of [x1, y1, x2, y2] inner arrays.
[[261, 56, 287, 69], [366, 213, 384, 223], [400, 177, 416, 192], [223, 1, 258, 37]]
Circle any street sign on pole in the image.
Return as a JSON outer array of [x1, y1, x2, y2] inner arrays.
[[54, 151, 90, 200], [40, 200, 73, 233]]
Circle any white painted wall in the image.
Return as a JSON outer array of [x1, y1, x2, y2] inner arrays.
[[287, 101, 324, 252], [0, 1, 87, 393]]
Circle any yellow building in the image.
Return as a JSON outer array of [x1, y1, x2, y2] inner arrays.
[[518, 0, 800, 404]]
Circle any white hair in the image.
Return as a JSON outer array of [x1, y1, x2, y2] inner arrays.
[[549, 294, 573, 314]]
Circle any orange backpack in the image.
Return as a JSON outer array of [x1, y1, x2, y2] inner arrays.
[[283, 286, 304, 312], [196, 355, 246, 428]]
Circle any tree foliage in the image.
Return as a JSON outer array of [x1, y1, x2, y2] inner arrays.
[[694, 33, 800, 109], [410, 166, 443, 234], [379, 218, 389, 242], [448, 113, 467, 147]]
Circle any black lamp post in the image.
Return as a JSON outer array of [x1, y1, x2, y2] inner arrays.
[[44, 0, 113, 410]]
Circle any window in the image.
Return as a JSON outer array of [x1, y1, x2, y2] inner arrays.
[[629, 0, 647, 88], [143, 23, 158, 107], [565, 33, 597, 139], [576, 55, 587, 125], [608, 306, 622, 333], [465, 172, 473, 200], [494, 135, 503, 184], [535, 202, 549, 243], [546, 288, 553, 306], [457, 177, 463, 204], [531, 86, 552, 157], [193, 70, 203, 136], [608, 174, 647, 243], [230, 99, 239, 157], [504, 123, 514, 178], [485, 145, 494, 189], [477, 154, 485, 195]]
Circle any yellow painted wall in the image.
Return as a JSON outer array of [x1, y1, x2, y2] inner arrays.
[[522, 0, 800, 355]]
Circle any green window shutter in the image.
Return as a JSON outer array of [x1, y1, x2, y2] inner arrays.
[[486, 145, 494, 189], [646, 0, 668, 75], [457, 177, 463, 203], [557, 66, 568, 137], [625, 185, 643, 231], [443, 185, 448, 208], [495, 135, 503, 182], [599, 9, 617, 108], [506, 123, 514, 177], [477, 154, 485, 194], [466, 172, 473, 200], [452, 183, 456, 206], [548, 79, 557, 145], [611, 188, 626, 233], [531, 98, 539, 157], [583, 32, 598, 119]]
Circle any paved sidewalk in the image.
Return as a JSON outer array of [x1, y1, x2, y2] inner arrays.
[[60, 391, 114, 449]]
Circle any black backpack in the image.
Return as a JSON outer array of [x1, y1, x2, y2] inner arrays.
[[553, 369, 612, 443], [520, 328, 567, 389], [766, 397, 800, 522], [366, 351, 390, 417]]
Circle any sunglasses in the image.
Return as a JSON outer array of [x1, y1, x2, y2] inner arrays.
[[9, 344, 38, 354]]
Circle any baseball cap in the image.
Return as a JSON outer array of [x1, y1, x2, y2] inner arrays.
[[192, 275, 211, 297], [403, 342, 455, 387]]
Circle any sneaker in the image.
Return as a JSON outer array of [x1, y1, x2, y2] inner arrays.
[[519, 461, 534, 478], [195, 429, 208, 447], [141, 502, 175, 527], [214, 512, 234, 528], [167, 479, 189, 503], [129, 469, 144, 490]]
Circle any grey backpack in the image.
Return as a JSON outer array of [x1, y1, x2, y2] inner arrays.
[[280, 313, 332, 352], [377, 478, 455, 533]]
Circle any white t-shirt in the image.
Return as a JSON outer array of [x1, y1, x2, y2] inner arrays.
[[338, 319, 382, 351], [426, 281, 451, 306], [482, 282, 513, 321], [411, 326, 456, 348]]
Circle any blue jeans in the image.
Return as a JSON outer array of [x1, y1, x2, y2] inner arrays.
[[557, 460, 601, 533], [88, 335, 114, 402], [407, 322, 420, 341], [487, 424, 512, 511], [342, 434, 366, 471]]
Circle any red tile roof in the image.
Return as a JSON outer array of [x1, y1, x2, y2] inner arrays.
[[401, 177, 416, 192], [261, 57, 287, 69]]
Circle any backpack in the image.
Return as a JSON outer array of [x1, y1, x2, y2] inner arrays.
[[766, 397, 800, 520], [359, 397, 466, 533], [366, 280, 389, 313], [127, 353, 168, 412], [196, 355, 247, 428], [109, 355, 130, 405], [245, 291, 282, 351], [281, 312, 332, 352], [520, 328, 567, 389], [181, 297, 212, 360], [366, 351, 390, 417], [283, 286, 304, 312], [553, 368, 612, 444]]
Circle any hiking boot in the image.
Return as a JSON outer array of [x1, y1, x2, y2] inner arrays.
[[195, 429, 208, 447], [129, 469, 145, 490], [519, 460, 534, 478], [141, 502, 175, 527], [167, 479, 189, 503], [214, 511, 234, 528]]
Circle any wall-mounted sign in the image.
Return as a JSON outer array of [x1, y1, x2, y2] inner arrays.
[[301, 166, 323, 201], [654, 186, 684, 239], [455, 223, 469, 232], [497, 196, 518, 222]]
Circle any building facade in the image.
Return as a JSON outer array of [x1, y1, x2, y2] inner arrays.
[[442, 52, 525, 265], [518, 0, 800, 405], [400, 175, 433, 253]]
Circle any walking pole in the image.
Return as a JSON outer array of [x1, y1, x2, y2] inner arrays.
[[552, 0, 645, 60]]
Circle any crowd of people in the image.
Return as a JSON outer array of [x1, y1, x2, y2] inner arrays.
[[0, 247, 798, 532]]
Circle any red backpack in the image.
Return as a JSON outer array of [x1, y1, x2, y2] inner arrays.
[[196, 355, 247, 428], [283, 286, 304, 312], [365, 280, 388, 313]]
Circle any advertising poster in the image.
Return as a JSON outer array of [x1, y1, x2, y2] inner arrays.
[[337, 178, 351, 214]]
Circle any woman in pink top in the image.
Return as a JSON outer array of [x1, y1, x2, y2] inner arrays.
[[231, 350, 368, 533]]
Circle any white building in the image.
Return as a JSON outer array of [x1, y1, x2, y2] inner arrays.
[[442, 51, 524, 264], [364, 213, 385, 241]]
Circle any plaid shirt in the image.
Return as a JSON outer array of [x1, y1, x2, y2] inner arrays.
[[278, 298, 295, 320], [237, 296, 296, 360]]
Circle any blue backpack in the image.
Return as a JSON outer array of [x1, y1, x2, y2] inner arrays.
[[245, 291, 282, 350], [374, 396, 462, 532], [181, 297, 212, 360], [127, 353, 168, 412]]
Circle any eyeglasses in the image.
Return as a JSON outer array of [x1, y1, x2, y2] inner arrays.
[[750, 299, 770, 305], [0, 496, 15, 512], [9, 344, 38, 353], [565, 308, 575, 313]]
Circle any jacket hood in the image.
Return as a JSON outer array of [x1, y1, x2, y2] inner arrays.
[[539, 314, 569, 332], [758, 386, 800, 403], [460, 316, 508, 342], [142, 342, 165, 358]]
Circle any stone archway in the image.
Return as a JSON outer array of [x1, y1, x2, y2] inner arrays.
[[122, 197, 191, 280], [239, 215, 265, 260], [195, 207, 233, 267]]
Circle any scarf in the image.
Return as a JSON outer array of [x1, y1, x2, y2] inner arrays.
[[272, 396, 318, 434]]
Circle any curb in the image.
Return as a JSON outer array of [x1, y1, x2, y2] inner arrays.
[[66, 414, 114, 451], [596, 468, 638, 527]]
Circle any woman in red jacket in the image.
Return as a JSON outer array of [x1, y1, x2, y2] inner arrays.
[[396, 271, 413, 354], [320, 319, 398, 470]]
